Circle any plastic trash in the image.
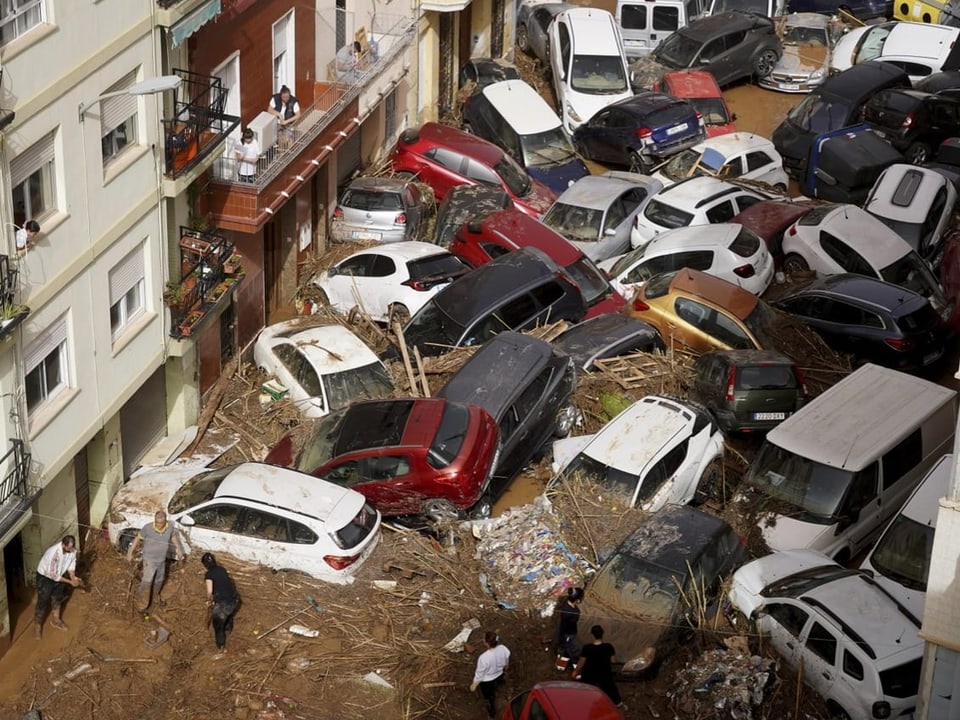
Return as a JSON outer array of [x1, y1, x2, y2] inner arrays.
[[289, 624, 319, 638]]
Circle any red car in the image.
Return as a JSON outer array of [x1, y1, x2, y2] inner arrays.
[[450, 209, 626, 319], [263, 398, 500, 522], [389, 122, 557, 219], [655, 70, 736, 138], [936, 228, 960, 333], [500, 682, 623, 720], [731, 199, 818, 271]]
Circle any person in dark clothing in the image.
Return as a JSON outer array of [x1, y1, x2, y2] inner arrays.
[[556, 587, 584, 672], [201, 552, 239, 655], [576, 625, 624, 709]]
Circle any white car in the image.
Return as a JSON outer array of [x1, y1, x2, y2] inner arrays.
[[863, 164, 957, 267], [312, 241, 469, 325], [782, 203, 951, 319], [106, 462, 382, 585], [600, 223, 775, 298], [253, 321, 394, 418], [549, 394, 725, 511], [831, 21, 960, 83], [652, 133, 789, 190], [631, 176, 766, 249], [729, 549, 923, 720]]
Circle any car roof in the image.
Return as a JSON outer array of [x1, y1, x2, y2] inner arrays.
[[817, 205, 911, 267], [402, 122, 506, 167], [481, 80, 560, 136], [668, 267, 759, 319], [643, 223, 744, 254], [783, 11, 830, 27], [344, 240, 450, 263], [527, 681, 623, 719], [882, 22, 960, 62], [817, 61, 909, 103], [867, 165, 950, 224], [732, 200, 817, 241], [258, 322, 380, 373], [556, 7, 619, 54], [692, 132, 773, 156], [655, 176, 752, 207], [696, 349, 796, 367], [555, 174, 660, 210], [617, 505, 732, 574], [581, 395, 695, 468], [783, 273, 929, 315], [616, 91, 687, 114], [661, 69, 722, 98], [679, 10, 771, 39], [469, 208, 582, 264], [344, 176, 410, 193], [554, 314, 661, 368]]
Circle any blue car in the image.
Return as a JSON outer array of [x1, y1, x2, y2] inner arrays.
[[572, 92, 707, 173]]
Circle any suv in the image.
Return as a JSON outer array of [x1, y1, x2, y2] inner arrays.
[[655, 70, 736, 137], [438, 332, 577, 491], [402, 247, 588, 357], [832, 22, 960, 82], [572, 91, 707, 172], [629, 12, 782, 90], [862, 89, 960, 164], [692, 350, 808, 433]]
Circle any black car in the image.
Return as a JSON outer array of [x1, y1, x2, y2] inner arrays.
[[433, 184, 512, 247], [629, 12, 782, 91], [862, 89, 960, 164], [580, 505, 747, 677], [572, 92, 707, 171], [457, 58, 521, 93], [402, 247, 588, 357], [773, 61, 909, 178], [552, 314, 664, 371], [773, 273, 948, 371], [438, 332, 577, 490], [788, 0, 892, 20]]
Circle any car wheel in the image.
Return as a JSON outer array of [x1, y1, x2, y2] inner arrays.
[[906, 141, 931, 165], [782, 253, 809, 274], [313, 288, 330, 307], [422, 498, 461, 523], [826, 702, 852, 720], [693, 458, 725, 506], [117, 528, 138, 555], [469, 494, 493, 519], [773, 182, 787, 194], [752, 49, 778, 79], [517, 25, 530, 53], [554, 404, 577, 438], [388, 303, 411, 327], [629, 151, 651, 174]]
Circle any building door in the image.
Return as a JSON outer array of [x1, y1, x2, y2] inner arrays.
[[264, 218, 282, 315], [3, 533, 26, 635], [119, 367, 167, 481], [74, 449, 90, 551]]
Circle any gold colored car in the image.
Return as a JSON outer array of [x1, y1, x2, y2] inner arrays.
[[627, 267, 776, 353]]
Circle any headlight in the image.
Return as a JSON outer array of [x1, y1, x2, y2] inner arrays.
[[621, 647, 656, 674], [566, 102, 583, 124], [810, 69, 824, 79]]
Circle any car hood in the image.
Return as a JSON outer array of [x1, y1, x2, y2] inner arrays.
[[629, 56, 671, 92], [110, 464, 211, 522], [776, 43, 828, 76], [580, 596, 672, 669], [729, 548, 835, 617], [757, 511, 838, 555], [551, 434, 596, 474]]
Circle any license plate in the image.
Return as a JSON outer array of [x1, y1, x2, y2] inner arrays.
[[753, 412, 786, 420], [666, 123, 688, 136], [351, 230, 381, 241], [780, 83, 800, 91]]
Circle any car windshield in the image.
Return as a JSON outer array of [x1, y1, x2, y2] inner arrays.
[[331, 503, 379, 550], [661, 148, 725, 182], [854, 25, 891, 65], [428, 401, 470, 469], [543, 202, 603, 242], [655, 32, 701, 68], [870, 513, 935, 592], [556, 452, 642, 506], [714, 0, 768, 12], [167, 466, 234, 514], [759, 564, 858, 598], [643, 199, 695, 229], [564, 257, 611, 305], [879, 218, 924, 250], [404, 301, 466, 351], [783, 24, 828, 46], [408, 253, 469, 281], [295, 409, 348, 473], [690, 97, 730, 126], [521, 127, 577, 168], [746, 442, 856, 521], [738, 363, 798, 389], [590, 551, 680, 618], [494, 155, 534, 197], [340, 188, 403, 211], [323, 362, 394, 412], [880, 253, 943, 302], [787, 93, 852, 133], [570, 55, 629, 94]]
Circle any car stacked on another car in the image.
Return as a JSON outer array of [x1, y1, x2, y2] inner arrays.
[[330, 177, 428, 244], [433, 184, 513, 248], [553, 314, 665, 371], [458, 57, 521, 92], [516, 1, 576, 67], [861, 88, 960, 164], [651, 133, 789, 190], [760, 12, 840, 94], [655, 69, 736, 137], [831, 21, 960, 82]]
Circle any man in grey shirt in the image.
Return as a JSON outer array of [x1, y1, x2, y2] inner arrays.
[[127, 510, 185, 612]]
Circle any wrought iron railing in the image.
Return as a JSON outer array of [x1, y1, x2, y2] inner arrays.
[[0, 439, 30, 509], [166, 227, 241, 338]]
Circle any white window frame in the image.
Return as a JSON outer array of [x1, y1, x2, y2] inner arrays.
[[10, 131, 57, 229], [213, 52, 242, 174], [109, 244, 146, 342], [24, 317, 70, 417], [100, 70, 140, 168], [0, 0, 45, 46], [272, 10, 295, 93]]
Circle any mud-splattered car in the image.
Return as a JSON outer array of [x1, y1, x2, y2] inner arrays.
[[760, 13, 842, 94]]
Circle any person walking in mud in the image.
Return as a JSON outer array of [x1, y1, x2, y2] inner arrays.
[[574, 625, 625, 710], [556, 587, 584, 674], [34, 535, 82, 638], [126, 510, 185, 612], [202, 552, 239, 656], [470, 631, 510, 718]]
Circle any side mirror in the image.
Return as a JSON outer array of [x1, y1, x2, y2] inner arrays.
[[327, 266, 339, 277], [731, 113, 738, 122], [700, 57, 712, 65], [604, 227, 616, 236], [178, 514, 196, 528]]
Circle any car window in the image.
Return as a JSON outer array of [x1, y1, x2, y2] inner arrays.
[[530, 282, 564, 310], [675, 297, 712, 328], [189, 504, 242, 532], [325, 460, 362, 488], [481, 242, 511, 259], [426, 147, 466, 172], [515, 368, 552, 421], [558, 21, 571, 67], [624, 188, 648, 207], [639, 438, 689, 504], [339, 255, 373, 276], [843, 649, 865, 682], [699, 37, 725, 62], [884, 60, 932, 78], [729, 226, 761, 257], [820, 232, 874, 276], [735, 195, 762, 213], [605, 197, 629, 231], [881, 429, 921, 491], [359, 455, 411, 481], [591, 109, 613, 128], [880, 657, 923, 699], [805, 621, 838, 666], [534, 8, 554, 32], [931, 100, 958, 125], [705, 200, 736, 223], [529, 699, 549, 720], [465, 158, 501, 186], [721, 157, 744, 178], [622, 4, 647, 29], [745, 151, 773, 172], [645, 199, 695, 228], [711, 310, 754, 349], [273, 345, 324, 401], [841, 462, 879, 516], [370, 254, 396, 277], [766, 602, 809, 636], [509, 692, 531, 720], [240, 509, 290, 542], [652, 5, 680, 31]]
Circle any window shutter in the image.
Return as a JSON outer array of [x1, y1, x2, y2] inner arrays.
[[10, 133, 55, 187], [109, 244, 145, 303], [100, 71, 138, 138], [273, 18, 288, 55], [24, 319, 68, 372]]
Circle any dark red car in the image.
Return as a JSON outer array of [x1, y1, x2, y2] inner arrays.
[[263, 398, 500, 522], [389, 122, 557, 219], [731, 199, 819, 271], [655, 70, 736, 139], [936, 228, 960, 333], [449, 209, 626, 319], [500, 682, 623, 720]]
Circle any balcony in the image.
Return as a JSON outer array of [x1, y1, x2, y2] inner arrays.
[[155, 0, 221, 30], [0, 440, 36, 540], [0, 255, 28, 342], [161, 69, 240, 198], [164, 228, 244, 340]]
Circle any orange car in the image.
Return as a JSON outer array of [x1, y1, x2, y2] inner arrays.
[[626, 267, 776, 353]]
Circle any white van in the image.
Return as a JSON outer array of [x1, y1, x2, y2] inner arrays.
[[549, 7, 634, 136], [737, 364, 956, 564], [616, 0, 701, 59], [861, 453, 953, 619]]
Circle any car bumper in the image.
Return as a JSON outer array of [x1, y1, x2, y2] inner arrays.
[[758, 75, 825, 93], [330, 224, 407, 243]]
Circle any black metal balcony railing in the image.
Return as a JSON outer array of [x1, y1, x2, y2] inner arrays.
[[0, 439, 36, 540], [0, 254, 29, 341], [163, 69, 241, 180], [166, 227, 241, 339]]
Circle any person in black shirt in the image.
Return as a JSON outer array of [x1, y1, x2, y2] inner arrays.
[[202, 552, 239, 655], [556, 587, 584, 673], [576, 625, 624, 709]]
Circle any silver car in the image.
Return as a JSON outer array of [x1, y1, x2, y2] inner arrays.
[[516, 1, 575, 66], [759, 13, 841, 94], [330, 176, 427, 243]]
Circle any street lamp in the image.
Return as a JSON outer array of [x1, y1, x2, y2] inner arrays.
[[78, 75, 183, 122]]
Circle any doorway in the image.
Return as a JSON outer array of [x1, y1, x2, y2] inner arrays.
[[3, 534, 27, 635]]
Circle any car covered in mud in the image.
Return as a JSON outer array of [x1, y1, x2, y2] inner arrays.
[[759, 13, 841, 94]]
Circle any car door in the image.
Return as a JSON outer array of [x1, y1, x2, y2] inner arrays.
[[320, 453, 419, 516], [531, 7, 556, 64], [705, 199, 737, 224], [550, 19, 572, 124], [498, 368, 554, 480], [422, 147, 470, 198], [178, 502, 244, 558], [756, 601, 809, 670], [797, 618, 840, 703], [577, 108, 625, 164], [819, 232, 877, 277], [640, 438, 696, 509], [366, 252, 399, 320], [326, 254, 374, 313], [834, 461, 881, 557]]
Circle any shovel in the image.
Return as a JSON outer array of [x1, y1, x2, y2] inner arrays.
[[88, 646, 157, 664]]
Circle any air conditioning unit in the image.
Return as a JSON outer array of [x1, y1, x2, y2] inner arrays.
[[247, 111, 278, 150]]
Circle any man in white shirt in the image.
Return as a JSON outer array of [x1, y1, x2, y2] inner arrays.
[[470, 631, 511, 718], [34, 535, 82, 638]]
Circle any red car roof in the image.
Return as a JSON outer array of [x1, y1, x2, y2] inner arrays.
[[401, 121, 508, 168], [661, 69, 724, 99], [465, 209, 582, 265]]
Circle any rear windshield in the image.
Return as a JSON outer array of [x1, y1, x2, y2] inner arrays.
[[330, 502, 378, 550], [564, 257, 610, 305], [427, 401, 470, 468], [646, 102, 695, 129], [737, 364, 798, 390], [643, 199, 695, 229], [879, 658, 922, 700], [728, 226, 762, 257], [408, 253, 468, 281], [296, 409, 347, 473], [797, 205, 836, 226], [870, 513, 935, 592], [494, 155, 533, 198], [690, 97, 730, 126], [341, 189, 403, 211], [897, 304, 939, 333]]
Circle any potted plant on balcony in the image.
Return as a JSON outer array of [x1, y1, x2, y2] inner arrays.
[[178, 309, 206, 337], [0, 301, 29, 336], [223, 252, 243, 276]]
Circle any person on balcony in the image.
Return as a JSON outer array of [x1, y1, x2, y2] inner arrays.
[[267, 86, 300, 148], [235, 128, 261, 183]]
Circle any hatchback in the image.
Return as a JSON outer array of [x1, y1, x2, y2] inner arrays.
[[730, 198, 822, 270], [652, 132, 789, 190], [601, 223, 774, 298], [692, 350, 808, 433], [550, 394, 725, 510], [553, 314, 665, 371], [831, 21, 960, 82], [729, 549, 923, 720], [572, 92, 706, 172], [253, 322, 395, 418], [263, 398, 501, 522], [627, 268, 777, 353], [862, 89, 960, 164], [389, 123, 557, 218], [312, 241, 470, 326], [500, 681, 623, 720], [330, 177, 427, 244], [581, 506, 746, 676], [774, 273, 948, 371], [516, 2, 576, 67], [458, 57, 521, 93], [107, 462, 382, 585], [656, 69, 736, 137], [759, 12, 839, 94], [449, 209, 625, 317]]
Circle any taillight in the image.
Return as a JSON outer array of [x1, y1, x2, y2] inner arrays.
[[636, 127, 653, 141], [794, 365, 810, 397], [733, 264, 756, 278], [324, 552, 361, 570], [333, 207, 344, 221], [884, 337, 914, 351], [725, 366, 736, 401], [403, 279, 431, 291], [632, 296, 650, 311], [394, 212, 408, 225], [901, 112, 915, 130], [738, 535, 748, 548], [695, 111, 705, 128]]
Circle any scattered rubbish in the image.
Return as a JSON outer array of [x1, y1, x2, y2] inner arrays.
[[442, 617, 481, 653], [362, 670, 394, 689], [261, 379, 289, 401], [382, 560, 436, 581], [88, 648, 157, 664], [286, 657, 311, 672], [289, 624, 319, 638], [372, 579, 398, 591], [143, 626, 171, 650], [670, 646, 778, 720]]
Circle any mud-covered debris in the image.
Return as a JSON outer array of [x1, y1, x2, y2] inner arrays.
[[670, 645, 779, 720]]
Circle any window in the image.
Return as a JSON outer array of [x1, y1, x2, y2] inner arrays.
[[881, 430, 922, 490], [10, 132, 56, 228], [109, 244, 146, 341], [190, 504, 242, 532], [24, 317, 69, 416], [358, 455, 411, 481], [339, 255, 372, 276], [706, 200, 736, 224], [101, 71, 139, 167], [767, 602, 809, 636], [272, 10, 295, 92], [746, 151, 773, 172], [621, 4, 647, 29], [0, 0, 44, 46], [640, 439, 689, 504], [805, 621, 838, 665], [240, 509, 289, 542], [820, 232, 874, 275], [652, 6, 680, 31], [843, 650, 865, 681], [369, 254, 396, 277], [274, 345, 323, 400]]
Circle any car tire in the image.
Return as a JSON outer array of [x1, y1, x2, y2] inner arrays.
[[462, 122, 474, 135], [388, 303, 411, 327], [773, 183, 787, 194], [906, 141, 932, 165], [422, 498, 461, 523], [554, 404, 577, 438], [782, 253, 809, 274], [826, 702, 852, 720], [313, 288, 330, 307], [629, 151, 651, 174], [517, 25, 530, 53], [693, 458, 725, 506], [117, 528, 138, 555], [752, 49, 778, 79], [469, 494, 493, 519]]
